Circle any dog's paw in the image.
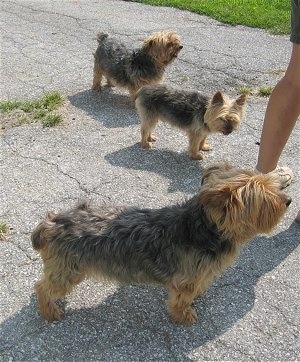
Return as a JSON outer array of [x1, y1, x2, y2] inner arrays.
[[40, 302, 63, 322], [91, 85, 101, 91], [189, 152, 204, 160], [200, 144, 212, 151], [141, 141, 152, 149], [170, 306, 198, 325], [148, 134, 157, 142]]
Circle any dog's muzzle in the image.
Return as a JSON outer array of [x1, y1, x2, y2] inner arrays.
[[285, 196, 292, 207], [173, 46, 183, 57], [222, 124, 233, 135]]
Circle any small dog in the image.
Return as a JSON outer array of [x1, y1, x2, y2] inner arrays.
[[32, 164, 291, 325], [135, 84, 247, 159], [92, 31, 182, 102]]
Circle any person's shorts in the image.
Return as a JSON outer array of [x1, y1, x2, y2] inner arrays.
[[291, 0, 300, 44]]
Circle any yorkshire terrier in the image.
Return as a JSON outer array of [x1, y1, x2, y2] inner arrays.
[[92, 31, 182, 102], [32, 164, 291, 325], [135, 84, 247, 159]]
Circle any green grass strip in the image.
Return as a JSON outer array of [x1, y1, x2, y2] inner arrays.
[[132, 0, 290, 34]]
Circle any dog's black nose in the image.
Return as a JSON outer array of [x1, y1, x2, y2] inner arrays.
[[286, 197, 292, 207], [226, 124, 233, 134], [179, 45, 183, 49]]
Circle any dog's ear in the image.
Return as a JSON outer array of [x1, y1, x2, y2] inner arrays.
[[147, 39, 153, 48], [235, 93, 247, 107], [199, 185, 230, 208], [47, 211, 56, 221], [199, 184, 243, 232], [211, 91, 224, 106]]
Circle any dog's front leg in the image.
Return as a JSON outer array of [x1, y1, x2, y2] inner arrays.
[[188, 131, 204, 160], [166, 283, 198, 325], [199, 136, 212, 151]]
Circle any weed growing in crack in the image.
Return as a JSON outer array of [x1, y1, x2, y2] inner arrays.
[[0, 222, 8, 240]]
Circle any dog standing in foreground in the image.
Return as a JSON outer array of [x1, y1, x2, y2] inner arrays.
[[32, 164, 291, 325], [92, 31, 182, 102], [135, 84, 247, 159]]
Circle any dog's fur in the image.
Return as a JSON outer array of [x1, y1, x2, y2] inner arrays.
[[135, 84, 247, 159], [92, 32, 182, 101], [32, 164, 291, 324]]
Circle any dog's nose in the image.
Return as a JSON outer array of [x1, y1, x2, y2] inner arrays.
[[226, 124, 233, 134], [285, 197, 292, 207], [179, 45, 183, 49]]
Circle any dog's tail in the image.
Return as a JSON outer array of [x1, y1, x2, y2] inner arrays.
[[96, 32, 108, 43], [31, 211, 57, 251]]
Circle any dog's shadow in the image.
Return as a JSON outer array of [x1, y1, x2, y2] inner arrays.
[[68, 89, 139, 128], [1, 222, 299, 360], [105, 143, 204, 193]]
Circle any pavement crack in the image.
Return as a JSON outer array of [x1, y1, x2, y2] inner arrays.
[[30, 155, 90, 193], [3, 138, 89, 194], [267, 303, 299, 329], [3, 236, 37, 263]]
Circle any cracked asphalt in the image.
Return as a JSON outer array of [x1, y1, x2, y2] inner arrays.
[[0, 1, 299, 361]]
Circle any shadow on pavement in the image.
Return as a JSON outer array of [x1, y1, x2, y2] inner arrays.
[[105, 143, 204, 193], [68, 89, 139, 128]]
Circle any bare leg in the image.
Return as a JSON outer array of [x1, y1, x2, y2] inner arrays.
[[256, 43, 300, 173]]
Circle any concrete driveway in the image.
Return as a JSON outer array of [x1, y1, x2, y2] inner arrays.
[[0, 1, 299, 360]]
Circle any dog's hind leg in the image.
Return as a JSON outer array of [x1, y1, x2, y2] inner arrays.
[[106, 78, 114, 87], [138, 111, 159, 148], [166, 283, 198, 325], [128, 86, 140, 105], [92, 61, 103, 91], [140, 116, 159, 148], [34, 266, 85, 322]]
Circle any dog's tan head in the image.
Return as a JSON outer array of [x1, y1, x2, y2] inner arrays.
[[142, 31, 182, 68], [204, 92, 247, 135], [199, 164, 291, 243]]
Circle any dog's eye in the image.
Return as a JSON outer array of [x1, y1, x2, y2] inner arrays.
[[220, 118, 228, 124]]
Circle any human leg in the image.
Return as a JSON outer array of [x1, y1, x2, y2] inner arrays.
[[255, 43, 300, 183]]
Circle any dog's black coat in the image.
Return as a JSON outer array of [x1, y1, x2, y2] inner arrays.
[[94, 33, 161, 88], [136, 84, 209, 128], [32, 198, 233, 285]]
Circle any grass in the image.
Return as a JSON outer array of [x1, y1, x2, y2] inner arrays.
[[133, 1, 287, 96], [258, 85, 273, 97], [239, 86, 254, 96], [131, 0, 290, 34], [0, 92, 64, 130], [0, 92, 63, 114], [238, 85, 274, 97], [0, 222, 8, 240], [42, 114, 63, 127]]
